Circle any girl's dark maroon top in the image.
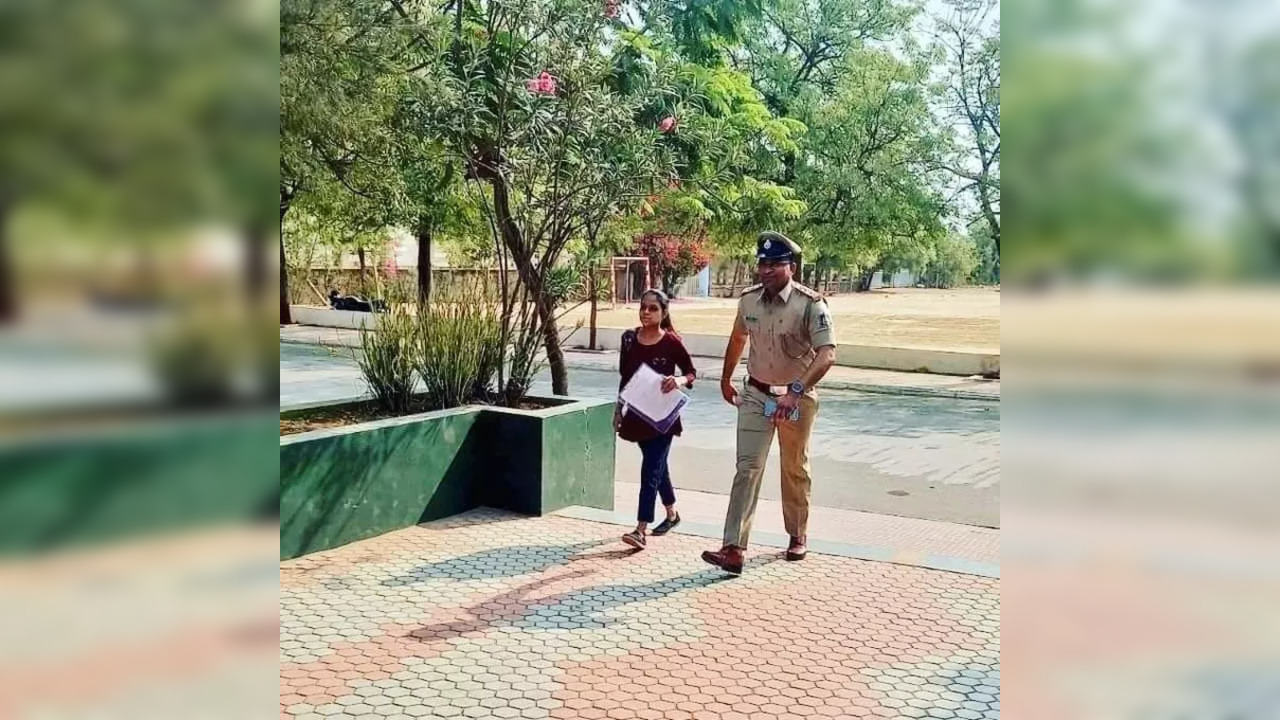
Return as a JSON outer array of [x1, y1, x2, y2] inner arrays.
[[617, 328, 696, 443]]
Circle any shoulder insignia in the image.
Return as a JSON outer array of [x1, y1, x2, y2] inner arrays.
[[740, 284, 764, 296], [793, 283, 823, 302]]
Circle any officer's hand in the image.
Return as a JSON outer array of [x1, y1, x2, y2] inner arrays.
[[661, 376, 678, 393], [720, 378, 739, 406], [773, 392, 800, 422]]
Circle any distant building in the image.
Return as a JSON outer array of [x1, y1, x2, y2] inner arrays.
[[327, 229, 451, 271], [870, 269, 918, 289]]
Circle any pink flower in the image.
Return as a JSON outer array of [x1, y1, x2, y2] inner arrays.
[[603, 0, 620, 18], [526, 71, 557, 96], [658, 116, 677, 133]]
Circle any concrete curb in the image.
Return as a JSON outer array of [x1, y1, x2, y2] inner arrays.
[[552, 505, 1000, 579], [558, 357, 1000, 402], [281, 328, 1000, 402]]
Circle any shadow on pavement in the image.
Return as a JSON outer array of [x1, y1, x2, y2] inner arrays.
[[381, 540, 606, 586]]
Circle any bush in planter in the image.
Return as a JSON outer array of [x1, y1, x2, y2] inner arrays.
[[355, 301, 417, 414], [502, 295, 545, 408], [415, 298, 503, 410], [148, 309, 241, 407]]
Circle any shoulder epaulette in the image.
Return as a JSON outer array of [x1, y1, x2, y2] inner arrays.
[[793, 283, 823, 302], [740, 284, 764, 296]]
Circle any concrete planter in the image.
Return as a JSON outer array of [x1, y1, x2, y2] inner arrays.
[[279, 395, 615, 560], [0, 409, 279, 554], [289, 304, 380, 330]]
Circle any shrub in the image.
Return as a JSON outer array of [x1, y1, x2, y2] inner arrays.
[[502, 290, 545, 408], [148, 308, 241, 407], [415, 293, 503, 410], [355, 301, 417, 414]]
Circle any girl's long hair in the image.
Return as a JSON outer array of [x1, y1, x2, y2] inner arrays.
[[641, 289, 676, 334]]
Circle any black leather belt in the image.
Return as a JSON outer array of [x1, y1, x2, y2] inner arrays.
[[747, 377, 785, 395]]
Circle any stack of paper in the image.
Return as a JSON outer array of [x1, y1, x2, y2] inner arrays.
[[619, 363, 689, 433]]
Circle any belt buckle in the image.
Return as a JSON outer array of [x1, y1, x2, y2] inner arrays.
[[749, 378, 785, 396]]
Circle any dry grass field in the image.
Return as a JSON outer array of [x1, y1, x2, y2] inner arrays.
[[560, 286, 1001, 352]]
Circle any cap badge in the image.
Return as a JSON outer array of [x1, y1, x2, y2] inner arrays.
[[763, 240, 772, 249]]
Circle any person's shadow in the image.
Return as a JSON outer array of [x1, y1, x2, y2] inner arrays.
[[382, 540, 608, 586], [403, 555, 782, 643]]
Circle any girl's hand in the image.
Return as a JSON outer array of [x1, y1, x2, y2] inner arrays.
[[661, 376, 678, 393], [613, 410, 622, 432]]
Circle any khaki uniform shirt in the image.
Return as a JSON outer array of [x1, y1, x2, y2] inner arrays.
[[737, 281, 836, 386]]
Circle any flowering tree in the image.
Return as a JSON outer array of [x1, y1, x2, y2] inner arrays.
[[633, 231, 712, 296], [436, 0, 676, 395]]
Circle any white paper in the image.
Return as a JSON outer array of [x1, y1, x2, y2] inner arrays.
[[619, 363, 688, 424]]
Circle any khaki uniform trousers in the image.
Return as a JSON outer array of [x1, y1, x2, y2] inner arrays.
[[722, 382, 818, 548]]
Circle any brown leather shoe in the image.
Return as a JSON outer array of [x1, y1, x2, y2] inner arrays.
[[786, 535, 807, 561], [701, 545, 744, 575]]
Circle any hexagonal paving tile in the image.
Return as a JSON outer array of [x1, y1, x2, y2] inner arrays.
[[281, 511, 998, 720]]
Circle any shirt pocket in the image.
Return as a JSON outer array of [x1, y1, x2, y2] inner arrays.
[[780, 325, 811, 359]]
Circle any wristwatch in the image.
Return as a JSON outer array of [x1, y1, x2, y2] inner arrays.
[[787, 381, 805, 396]]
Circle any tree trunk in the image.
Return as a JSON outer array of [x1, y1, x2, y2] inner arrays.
[[0, 194, 15, 324], [490, 174, 570, 395], [729, 260, 742, 296], [537, 294, 568, 395], [416, 219, 432, 307], [857, 267, 877, 292], [588, 270, 598, 350], [357, 247, 367, 293], [979, 183, 1000, 257], [279, 190, 293, 325]]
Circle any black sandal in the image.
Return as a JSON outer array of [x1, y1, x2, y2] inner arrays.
[[651, 514, 681, 536], [622, 530, 647, 549]]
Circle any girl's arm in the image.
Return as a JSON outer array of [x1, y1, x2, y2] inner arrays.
[[673, 337, 697, 388]]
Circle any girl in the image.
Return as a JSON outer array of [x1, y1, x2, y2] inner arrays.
[[615, 289, 696, 550]]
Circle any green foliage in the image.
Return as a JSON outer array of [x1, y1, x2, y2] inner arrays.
[[544, 265, 585, 307], [658, 0, 765, 63], [2, 0, 276, 231], [147, 308, 242, 408], [969, 219, 1000, 284], [930, 0, 1000, 256], [793, 48, 949, 274], [415, 296, 503, 411], [921, 234, 980, 289], [356, 302, 418, 415]]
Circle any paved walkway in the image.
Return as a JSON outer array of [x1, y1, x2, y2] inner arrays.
[[281, 509, 1000, 720], [279, 326, 999, 401], [600, 483, 998, 576]]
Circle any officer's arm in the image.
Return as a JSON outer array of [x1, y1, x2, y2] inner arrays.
[[798, 345, 837, 391], [721, 313, 749, 383], [797, 300, 837, 391]]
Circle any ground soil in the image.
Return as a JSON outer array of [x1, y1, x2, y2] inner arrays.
[[281, 397, 556, 436]]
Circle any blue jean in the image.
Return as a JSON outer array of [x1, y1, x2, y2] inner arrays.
[[637, 434, 677, 524]]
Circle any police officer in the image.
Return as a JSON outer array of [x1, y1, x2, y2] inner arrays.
[[701, 232, 837, 575]]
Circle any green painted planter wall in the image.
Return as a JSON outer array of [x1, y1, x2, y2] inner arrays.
[[279, 396, 615, 560], [0, 410, 279, 555], [479, 399, 616, 516]]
